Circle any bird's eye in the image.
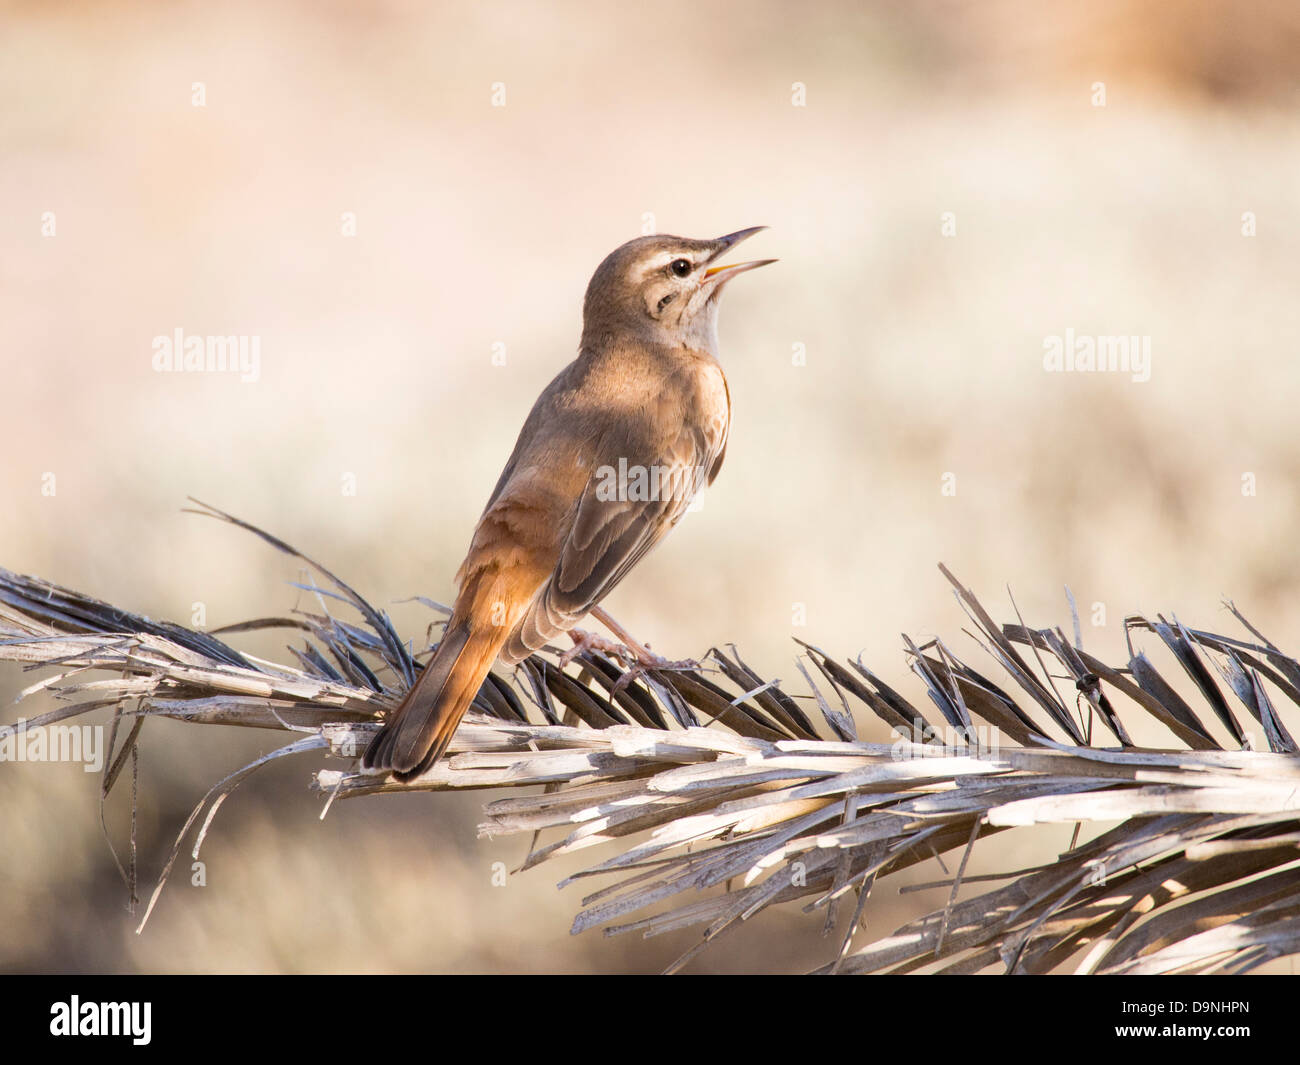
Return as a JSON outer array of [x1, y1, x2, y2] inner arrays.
[[657, 293, 676, 311], [670, 258, 692, 277]]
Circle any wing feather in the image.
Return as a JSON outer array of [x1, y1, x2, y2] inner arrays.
[[499, 419, 722, 662]]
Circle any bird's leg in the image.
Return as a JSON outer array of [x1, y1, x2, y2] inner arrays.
[[557, 608, 702, 694], [588, 606, 701, 673], [558, 626, 632, 669]]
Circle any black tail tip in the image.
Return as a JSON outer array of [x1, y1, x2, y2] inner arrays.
[[360, 726, 392, 774], [359, 724, 442, 782], [390, 744, 441, 782]]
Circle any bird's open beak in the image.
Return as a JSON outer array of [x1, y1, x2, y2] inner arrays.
[[702, 227, 777, 283]]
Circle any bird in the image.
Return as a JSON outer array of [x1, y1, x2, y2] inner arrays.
[[362, 227, 774, 781]]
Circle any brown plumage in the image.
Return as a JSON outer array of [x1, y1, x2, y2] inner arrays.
[[362, 228, 774, 781]]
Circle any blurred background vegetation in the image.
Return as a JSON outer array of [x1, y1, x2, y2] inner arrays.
[[2, 0, 1299, 972]]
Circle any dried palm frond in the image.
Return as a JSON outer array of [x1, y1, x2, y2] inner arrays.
[[1, 502, 1297, 973]]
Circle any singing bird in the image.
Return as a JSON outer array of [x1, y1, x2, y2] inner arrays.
[[363, 228, 774, 780]]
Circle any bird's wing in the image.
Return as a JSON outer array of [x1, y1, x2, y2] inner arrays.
[[500, 416, 723, 661]]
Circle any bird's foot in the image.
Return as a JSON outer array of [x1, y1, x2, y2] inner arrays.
[[559, 627, 700, 686], [626, 646, 701, 672], [607, 643, 703, 696], [608, 659, 697, 697], [559, 627, 634, 669]]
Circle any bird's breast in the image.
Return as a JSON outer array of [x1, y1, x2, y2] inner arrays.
[[689, 356, 731, 452]]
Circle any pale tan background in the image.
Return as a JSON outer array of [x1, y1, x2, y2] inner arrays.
[[3, 0, 1299, 973]]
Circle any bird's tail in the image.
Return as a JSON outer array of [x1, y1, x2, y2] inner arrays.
[[362, 620, 505, 782]]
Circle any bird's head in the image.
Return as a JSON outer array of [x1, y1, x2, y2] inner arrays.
[[581, 227, 774, 353]]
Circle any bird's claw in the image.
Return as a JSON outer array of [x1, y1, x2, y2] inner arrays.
[[609, 654, 702, 696], [559, 627, 635, 669], [559, 629, 700, 691]]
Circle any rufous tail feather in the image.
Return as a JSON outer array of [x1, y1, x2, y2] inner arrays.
[[362, 620, 505, 782]]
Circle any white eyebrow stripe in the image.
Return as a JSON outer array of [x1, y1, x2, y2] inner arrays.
[[635, 250, 694, 281]]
